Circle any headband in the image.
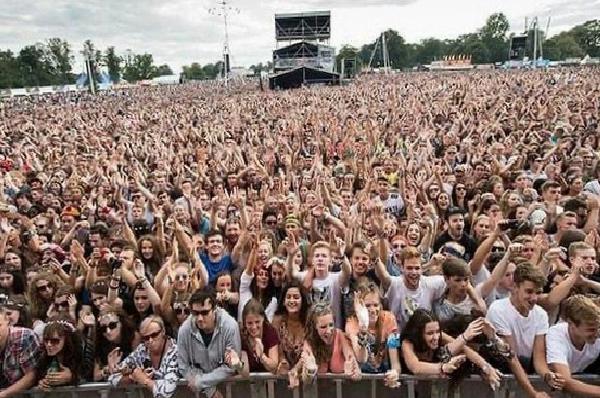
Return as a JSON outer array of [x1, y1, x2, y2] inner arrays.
[[47, 320, 76, 332]]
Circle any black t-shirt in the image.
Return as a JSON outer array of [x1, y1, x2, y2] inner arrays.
[[433, 231, 477, 262], [200, 330, 213, 346]]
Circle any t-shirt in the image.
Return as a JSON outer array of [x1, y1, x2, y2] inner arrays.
[[296, 270, 345, 328], [382, 193, 404, 218], [473, 266, 510, 307], [433, 294, 479, 322], [200, 253, 234, 283], [546, 322, 600, 373], [241, 323, 280, 372], [238, 272, 278, 322], [584, 180, 600, 196], [487, 297, 548, 361], [297, 271, 342, 306], [433, 231, 477, 262], [385, 275, 446, 331]]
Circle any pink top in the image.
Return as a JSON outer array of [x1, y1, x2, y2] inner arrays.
[[318, 329, 346, 374]]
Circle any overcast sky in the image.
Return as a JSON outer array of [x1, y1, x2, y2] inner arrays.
[[1, 0, 598, 73]]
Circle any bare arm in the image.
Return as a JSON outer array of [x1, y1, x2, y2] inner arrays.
[[552, 363, 600, 397]]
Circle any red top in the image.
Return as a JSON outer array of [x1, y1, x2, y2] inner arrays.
[[242, 322, 280, 372]]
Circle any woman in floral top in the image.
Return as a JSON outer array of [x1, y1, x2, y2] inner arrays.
[[271, 282, 308, 382], [109, 316, 179, 398]]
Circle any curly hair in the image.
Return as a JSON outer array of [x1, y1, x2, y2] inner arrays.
[[28, 272, 63, 321]]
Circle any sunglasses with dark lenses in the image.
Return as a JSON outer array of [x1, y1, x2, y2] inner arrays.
[[37, 284, 50, 292], [491, 246, 505, 253], [191, 309, 212, 317], [45, 337, 62, 346], [142, 330, 162, 342], [99, 321, 119, 333], [174, 307, 190, 316]]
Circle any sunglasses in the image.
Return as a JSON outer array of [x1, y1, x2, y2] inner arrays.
[[175, 307, 190, 316], [99, 321, 119, 333], [191, 309, 212, 317], [142, 330, 163, 342], [265, 220, 277, 225], [491, 247, 505, 253], [45, 337, 62, 346], [175, 274, 189, 281], [37, 284, 50, 292]]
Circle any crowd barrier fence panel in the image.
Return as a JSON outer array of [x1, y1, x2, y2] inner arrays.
[[15, 373, 600, 398]]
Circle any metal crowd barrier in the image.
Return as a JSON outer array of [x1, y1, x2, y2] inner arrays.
[[15, 373, 600, 398]]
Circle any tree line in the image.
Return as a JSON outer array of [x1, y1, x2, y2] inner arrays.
[[0, 39, 180, 89], [1, 14, 598, 89], [337, 14, 600, 70]]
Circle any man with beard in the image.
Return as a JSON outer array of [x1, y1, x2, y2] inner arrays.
[[487, 263, 556, 398], [374, 246, 446, 331], [433, 207, 477, 261]]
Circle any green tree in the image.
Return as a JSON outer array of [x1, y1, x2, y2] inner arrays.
[[544, 32, 585, 60], [481, 13, 509, 40], [413, 38, 446, 65], [0, 50, 23, 89], [183, 62, 205, 80], [571, 20, 600, 57], [18, 44, 54, 86], [336, 44, 359, 71], [155, 64, 173, 76], [104, 46, 122, 83], [122, 53, 156, 82], [46, 38, 73, 84]]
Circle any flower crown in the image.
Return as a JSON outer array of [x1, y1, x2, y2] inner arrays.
[[48, 320, 76, 332]]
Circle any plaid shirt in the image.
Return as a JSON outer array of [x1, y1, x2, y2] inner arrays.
[[0, 327, 43, 388]]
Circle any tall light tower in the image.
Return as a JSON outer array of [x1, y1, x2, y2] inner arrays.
[[209, 0, 239, 87], [82, 44, 96, 94]]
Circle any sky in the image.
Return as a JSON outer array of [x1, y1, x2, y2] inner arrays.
[[0, 0, 598, 73]]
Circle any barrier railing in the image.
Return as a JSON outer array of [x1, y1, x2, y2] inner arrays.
[[15, 373, 600, 398]]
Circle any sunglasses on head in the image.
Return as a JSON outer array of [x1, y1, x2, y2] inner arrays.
[[142, 330, 162, 342], [191, 309, 212, 317], [99, 321, 119, 333], [45, 337, 62, 346]]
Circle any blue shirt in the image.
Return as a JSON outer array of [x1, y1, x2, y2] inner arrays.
[[199, 253, 234, 283]]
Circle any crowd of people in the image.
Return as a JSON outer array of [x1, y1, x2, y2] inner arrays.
[[0, 68, 599, 398]]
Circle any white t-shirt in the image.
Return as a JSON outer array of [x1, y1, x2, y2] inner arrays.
[[546, 322, 600, 373], [473, 266, 510, 307], [584, 180, 600, 196], [238, 272, 277, 322], [487, 297, 548, 360], [382, 193, 404, 218], [296, 270, 343, 303], [385, 275, 446, 331]]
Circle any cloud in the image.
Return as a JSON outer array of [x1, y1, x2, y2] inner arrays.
[[0, 0, 596, 72]]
